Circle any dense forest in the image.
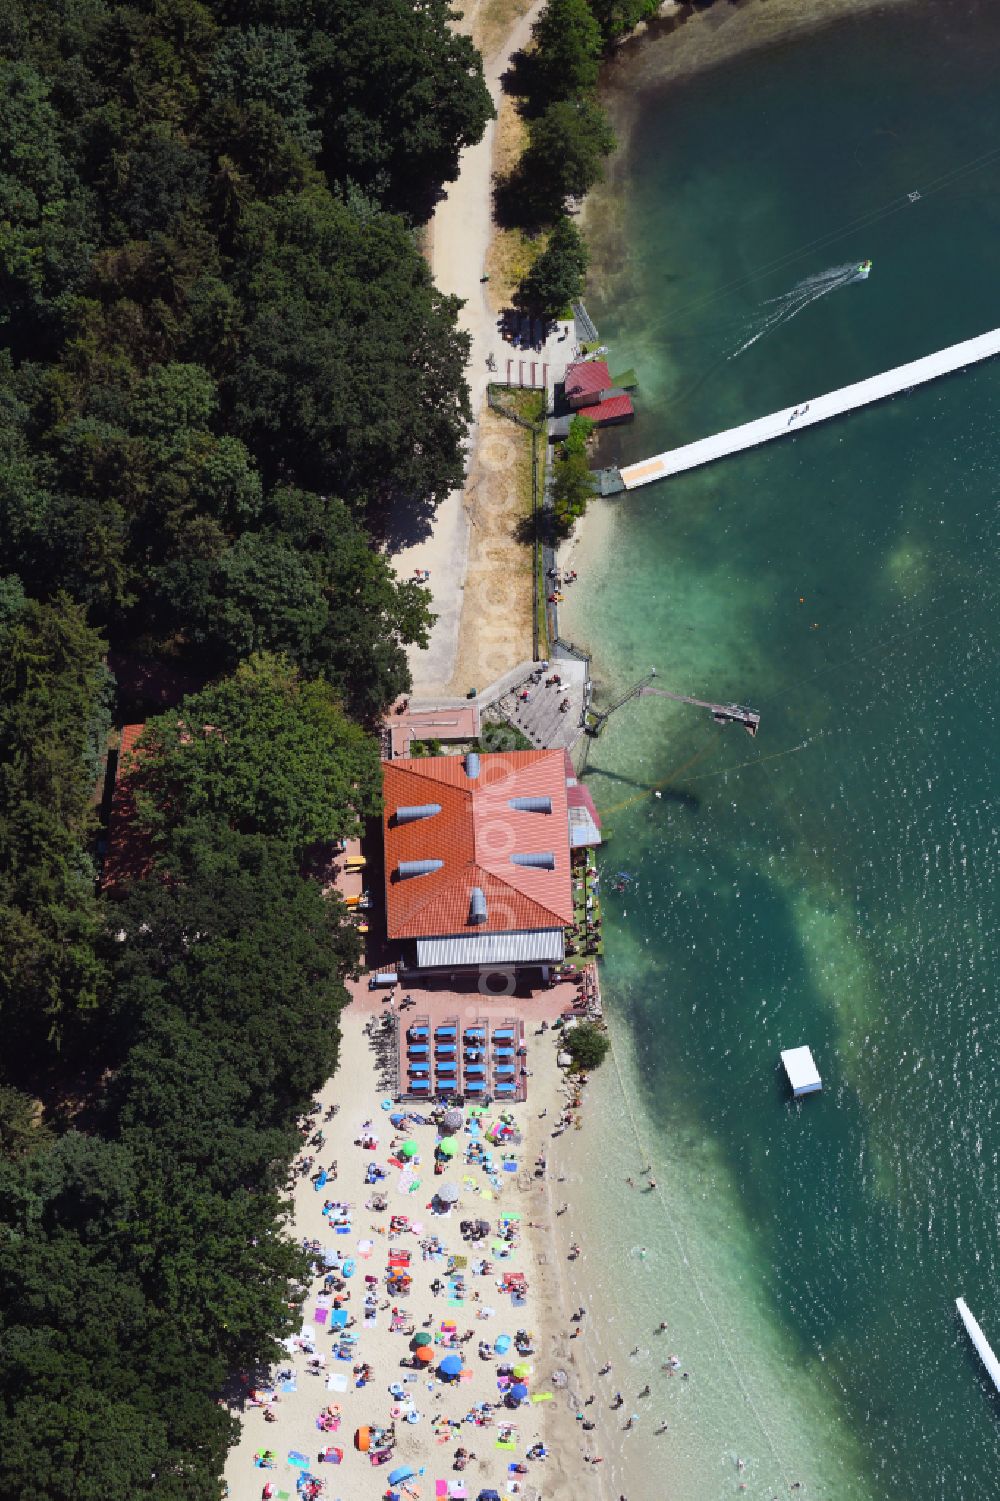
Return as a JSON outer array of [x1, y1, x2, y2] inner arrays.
[[0, 0, 667, 1489], [0, 0, 491, 1493]]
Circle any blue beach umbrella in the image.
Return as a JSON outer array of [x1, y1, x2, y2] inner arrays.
[[494, 1334, 511, 1355], [439, 1353, 463, 1378], [511, 1382, 528, 1401], [389, 1466, 417, 1485]]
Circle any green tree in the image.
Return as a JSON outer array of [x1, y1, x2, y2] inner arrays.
[[300, 0, 494, 219], [529, 0, 603, 104], [550, 441, 594, 536], [0, 595, 111, 1048], [517, 215, 589, 314], [585, 0, 660, 43], [207, 25, 319, 154], [130, 653, 381, 851], [520, 97, 616, 219], [563, 1019, 610, 1070], [226, 187, 471, 527]]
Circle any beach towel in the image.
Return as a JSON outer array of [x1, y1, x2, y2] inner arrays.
[[279, 1379, 297, 1394], [530, 1393, 554, 1403], [436, 1482, 447, 1497], [286, 1452, 310, 1468], [326, 1373, 348, 1392], [314, 1307, 328, 1325], [495, 1437, 516, 1451]]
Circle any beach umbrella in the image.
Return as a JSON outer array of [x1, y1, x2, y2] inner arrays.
[[443, 1108, 463, 1131], [494, 1334, 511, 1355], [412, 1331, 432, 1347], [512, 1362, 531, 1380], [437, 1136, 459, 1158], [401, 1140, 419, 1158], [389, 1466, 417, 1485], [439, 1353, 463, 1378], [510, 1382, 528, 1401], [437, 1182, 459, 1204], [354, 1427, 371, 1451], [416, 1345, 434, 1363]]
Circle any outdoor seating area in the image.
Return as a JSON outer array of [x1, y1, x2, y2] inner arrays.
[[399, 1014, 527, 1104], [565, 851, 603, 959]]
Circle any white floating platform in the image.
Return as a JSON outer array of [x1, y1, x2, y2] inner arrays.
[[956, 1297, 1000, 1394], [781, 1045, 822, 1097], [620, 325, 1000, 489]]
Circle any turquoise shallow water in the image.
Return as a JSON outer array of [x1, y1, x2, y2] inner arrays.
[[560, 3, 1000, 1497]]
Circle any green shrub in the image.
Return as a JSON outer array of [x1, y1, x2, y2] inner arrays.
[[563, 1019, 610, 1070]]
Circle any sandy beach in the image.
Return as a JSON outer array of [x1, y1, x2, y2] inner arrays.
[[223, 982, 625, 1501]]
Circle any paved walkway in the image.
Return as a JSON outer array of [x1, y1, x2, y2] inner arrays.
[[487, 658, 588, 752]]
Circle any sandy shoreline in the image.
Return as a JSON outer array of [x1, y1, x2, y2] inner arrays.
[[223, 987, 623, 1501]]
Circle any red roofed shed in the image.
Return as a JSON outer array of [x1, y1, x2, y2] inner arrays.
[[564, 360, 611, 409]]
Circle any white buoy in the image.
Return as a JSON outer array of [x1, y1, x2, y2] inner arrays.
[[781, 1046, 822, 1098]]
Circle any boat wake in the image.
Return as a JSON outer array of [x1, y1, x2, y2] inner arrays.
[[729, 260, 871, 358]]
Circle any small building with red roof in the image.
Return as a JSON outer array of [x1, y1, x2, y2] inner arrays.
[[382, 748, 597, 975], [562, 359, 634, 428]]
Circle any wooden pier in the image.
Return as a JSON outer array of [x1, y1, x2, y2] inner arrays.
[[618, 325, 1000, 490]]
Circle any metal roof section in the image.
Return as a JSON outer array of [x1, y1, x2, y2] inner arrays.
[[394, 803, 442, 824], [415, 929, 565, 968], [510, 851, 556, 869], [464, 751, 480, 779], [469, 886, 487, 924]]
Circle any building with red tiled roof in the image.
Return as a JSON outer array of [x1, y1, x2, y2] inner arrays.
[[382, 749, 585, 974], [565, 360, 611, 408], [562, 360, 635, 427], [101, 723, 151, 892]]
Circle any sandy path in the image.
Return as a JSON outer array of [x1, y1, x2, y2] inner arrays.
[[393, 0, 546, 697]]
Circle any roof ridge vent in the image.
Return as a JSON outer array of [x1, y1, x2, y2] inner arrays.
[[510, 851, 555, 869], [394, 803, 442, 825], [508, 795, 552, 814], [398, 858, 444, 879], [469, 886, 487, 924], [464, 751, 480, 779]]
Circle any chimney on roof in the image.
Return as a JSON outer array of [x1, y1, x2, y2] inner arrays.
[[469, 886, 487, 924], [397, 858, 444, 879], [510, 851, 556, 869], [394, 803, 442, 824], [508, 795, 552, 814], [464, 751, 480, 779]]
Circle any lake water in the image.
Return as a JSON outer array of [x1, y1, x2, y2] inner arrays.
[[559, 3, 1000, 1496]]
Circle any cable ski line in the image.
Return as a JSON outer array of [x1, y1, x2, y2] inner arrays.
[[646, 139, 1000, 336]]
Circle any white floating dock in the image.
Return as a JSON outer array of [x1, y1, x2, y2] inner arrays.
[[781, 1046, 822, 1098], [620, 325, 1000, 489], [956, 1297, 1000, 1394]]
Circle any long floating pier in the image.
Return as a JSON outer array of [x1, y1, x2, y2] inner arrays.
[[619, 326, 1000, 490]]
